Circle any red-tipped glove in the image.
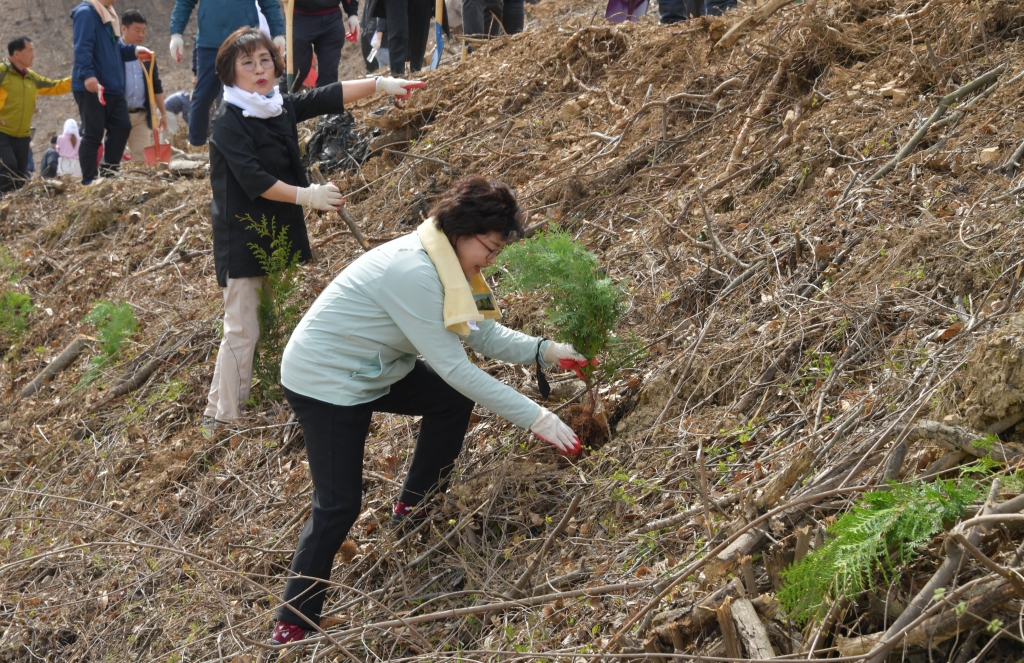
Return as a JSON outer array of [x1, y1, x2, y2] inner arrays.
[[530, 407, 581, 455], [375, 77, 426, 101], [97, 84, 106, 106], [544, 342, 596, 379]]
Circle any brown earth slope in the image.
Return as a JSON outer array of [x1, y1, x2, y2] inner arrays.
[[3, 0, 1024, 661]]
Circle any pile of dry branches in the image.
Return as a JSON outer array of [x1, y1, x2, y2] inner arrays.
[[2, 0, 1024, 660]]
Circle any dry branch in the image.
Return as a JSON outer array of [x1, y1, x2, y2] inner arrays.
[[16, 335, 89, 401]]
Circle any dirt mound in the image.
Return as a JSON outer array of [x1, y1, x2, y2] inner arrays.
[[3, 0, 1024, 660]]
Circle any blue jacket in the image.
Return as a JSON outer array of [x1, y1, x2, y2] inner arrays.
[[70, 2, 138, 95], [171, 0, 285, 50]]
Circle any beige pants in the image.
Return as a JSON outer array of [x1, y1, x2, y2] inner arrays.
[[127, 110, 152, 164], [205, 276, 263, 421]]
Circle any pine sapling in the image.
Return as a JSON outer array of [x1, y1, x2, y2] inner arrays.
[[499, 229, 638, 414], [245, 215, 303, 403], [80, 300, 138, 385]]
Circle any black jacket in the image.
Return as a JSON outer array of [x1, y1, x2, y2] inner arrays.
[[208, 83, 345, 288], [296, 0, 358, 17]]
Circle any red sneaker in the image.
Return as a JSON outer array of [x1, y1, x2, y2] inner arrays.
[[391, 501, 429, 526], [271, 620, 306, 644]]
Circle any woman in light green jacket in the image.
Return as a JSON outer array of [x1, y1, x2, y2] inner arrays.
[[268, 175, 588, 646]]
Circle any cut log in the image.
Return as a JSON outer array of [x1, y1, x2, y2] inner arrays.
[[904, 419, 1024, 463], [838, 578, 1016, 655], [731, 597, 775, 658], [17, 335, 89, 401], [652, 578, 744, 646], [716, 597, 742, 659], [756, 444, 815, 509], [705, 526, 768, 581]]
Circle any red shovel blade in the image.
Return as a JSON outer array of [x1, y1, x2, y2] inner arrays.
[[144, 130, 171, 166]]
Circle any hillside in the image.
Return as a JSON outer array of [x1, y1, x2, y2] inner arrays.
[[3, 0, 1024, 661]]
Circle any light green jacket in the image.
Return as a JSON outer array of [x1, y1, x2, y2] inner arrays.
[[280, 232, 550, 429]]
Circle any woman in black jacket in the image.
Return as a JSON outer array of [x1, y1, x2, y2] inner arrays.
[[203, 27, 423, 436]]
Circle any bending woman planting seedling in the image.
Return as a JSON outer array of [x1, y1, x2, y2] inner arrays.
[[202, 27, 423, 436], [267, 176, 589, 648]]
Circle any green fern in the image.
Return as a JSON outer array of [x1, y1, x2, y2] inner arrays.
[[81, 300, 138, 385], [778, 478, 981, 624], [245, 215, 303, 403]]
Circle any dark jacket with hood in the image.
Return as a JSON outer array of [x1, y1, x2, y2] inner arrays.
[[209, 83, 345, 288]]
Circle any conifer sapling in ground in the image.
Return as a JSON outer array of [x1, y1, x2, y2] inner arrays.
[[499, 229, 640, 446]]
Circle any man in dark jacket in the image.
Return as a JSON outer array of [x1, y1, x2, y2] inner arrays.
[[121, 9, 166, 164], [41, 135, 59, 177], [293, 0, 360, 89], [169, 0, 285, 147], [71, 0, 152, 185]]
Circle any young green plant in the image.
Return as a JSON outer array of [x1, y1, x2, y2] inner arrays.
[[499, 229, 637, 411], [246, 215, 304, 403]]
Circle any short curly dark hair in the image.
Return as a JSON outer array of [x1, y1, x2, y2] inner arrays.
[[215, 27, 284, 87], [430, 175, 525, 243]]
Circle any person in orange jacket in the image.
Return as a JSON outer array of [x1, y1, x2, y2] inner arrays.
[[0, 37, 72, 193]]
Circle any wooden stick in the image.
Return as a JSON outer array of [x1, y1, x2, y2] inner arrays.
[[309, 164, 371, 251], [865, 66, 1005, 185], [730, 597, 774, 658], [510, 494, 582, 598]]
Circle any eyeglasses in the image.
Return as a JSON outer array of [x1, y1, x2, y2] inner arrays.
[[473, 236, 504, 260], [237, 56, 275, 72]]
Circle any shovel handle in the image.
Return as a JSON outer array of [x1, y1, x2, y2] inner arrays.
[[309, 165, 370, 251]]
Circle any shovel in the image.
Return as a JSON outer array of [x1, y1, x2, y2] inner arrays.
[[282, 0, 296, 91], [605, 0, 649, 23], [140, 57, 171, 166], [430, 0, 444, 69]]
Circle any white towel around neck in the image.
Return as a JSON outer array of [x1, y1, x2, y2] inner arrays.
[[222, 85, 284, 119]]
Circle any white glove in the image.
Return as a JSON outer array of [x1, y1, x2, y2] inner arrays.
[[371, 31, 383, 49], [346, 15, 360, 35], [135, 46, 153, 61], [375, 76, 425, 100], [530, 408, 581, 455], [273, 35, 287, 54], [543, 341, 586, 365], [169, 34, 184, 62], [295, 183, 344, 210]]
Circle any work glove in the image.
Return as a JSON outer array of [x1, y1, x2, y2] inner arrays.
[[530, 408, 581, 455], [370, 31, 383, 50], [295, 183, 344, 210], [135, 46, 153, 61], [169, 34, 184, 62], [544, 341, 595, 378], [345, 15, 360, 41], [375, 76, 426, 100], [273, 36, 287, 55]]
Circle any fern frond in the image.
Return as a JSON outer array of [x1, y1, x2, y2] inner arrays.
[[778, 478, 981, 624]]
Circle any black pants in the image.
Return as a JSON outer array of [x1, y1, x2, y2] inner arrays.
[[277, 360, 474, 627], [74, 90, 131, 185], [294, 11, 347, 88], [464, 0, 523, 36], [0, 133, 30, 194], [188, 47, 221, 146], [658, 0, 734, 22], [384, 0, 433, 76]]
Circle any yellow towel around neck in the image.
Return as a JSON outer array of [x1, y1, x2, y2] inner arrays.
[[418, 219, 501, 337]]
